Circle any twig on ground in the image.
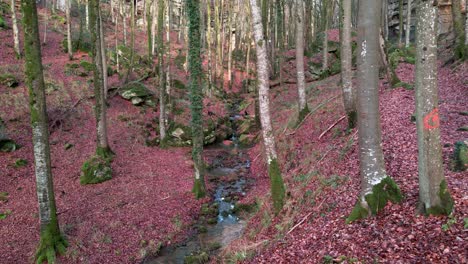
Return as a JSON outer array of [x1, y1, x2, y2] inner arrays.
[[287, 198, 327, 235], [318, 115, 346, 140]]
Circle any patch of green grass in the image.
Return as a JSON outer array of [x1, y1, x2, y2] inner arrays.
[[14, 159, 27, 168], [442, 215, 457, 232], [0, 209, 12, 220]]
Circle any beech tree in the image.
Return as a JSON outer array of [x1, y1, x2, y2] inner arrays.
[[11, 0, 21, 58], [346, 0, 402, 223], [158, 0, 167, 144], [452, 0, 467, 59], [187, 0, 206, 198], [80, 0, 114, 185], [415, 0, 454, 215], [405, 0, 412, 48], [340, 0, 356, 129], [295, 0, 309, 123], [250, 0, 286, 214], [66, 0, 72, 60], [21, 0, 67, 261]]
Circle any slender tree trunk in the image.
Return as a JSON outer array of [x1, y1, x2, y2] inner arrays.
[[465, 0, 468, 46], [11, 0, 21, 58], [122, 1, 127, 45], [158, 0, 167, 143], [187, 0, 206, 198], [415, 0, 454, 215], [99, 7, 108, 100], [21, 0, 67, 261], [146, 0, 153, 58], [66, 0, 72, 60], [165, 0, 171, 112], [398, 0, 404, 46], [405, 0, 412, 48], [322, 0, 330, 71], [90, 0, 111, 155], [341, 0, 356, 129], [151, 0, 157, 55], [115, 5, 119, 73], [125, 0, 135, 82], [452, 0, 467, 59], [347, 0, 402, 223], [296, 0, 308, 122], [206, 0, 212, 93], [86, 0, 89, 30], [250, 0, 285, 214], [227, 3, 234, 89], [43, 3, 48, 44]]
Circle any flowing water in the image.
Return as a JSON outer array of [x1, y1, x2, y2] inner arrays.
[[143, 100, 250, 263]]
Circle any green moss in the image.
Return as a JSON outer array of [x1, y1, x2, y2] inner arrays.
[[14, 159, 28, 168], [80, 155, 112, 185], [457, 127, 468, 132], [0, 139, 20, 152], [35, 220, 68, 264], [80, 60, 95, 72], [95, 146, 115, 162], [347, 110, 357, 129], [346, 176, 402, 223], [268, 159, 286, 214], [192, 178, 206, 199], [232, 201, 258, 214], [0, 73, 19, 87], [426, 180, 454, 216], [453, 141, 468, 171], [184, 251, 209, 264], [0, 15, 6, 28], [296, 105, 310, 127]]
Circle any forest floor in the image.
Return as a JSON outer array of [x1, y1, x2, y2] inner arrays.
[[1, 5, 467, 264], [229, 48, 468, 263]]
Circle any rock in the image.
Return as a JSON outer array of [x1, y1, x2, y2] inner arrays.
[[131, 97, 144, 105], [120, 82, 153, 100], [171, 127, 185, 140], [0, 74, 19, 88]]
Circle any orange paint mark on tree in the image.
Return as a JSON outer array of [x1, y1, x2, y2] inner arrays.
[[423, 108, 440, 130]]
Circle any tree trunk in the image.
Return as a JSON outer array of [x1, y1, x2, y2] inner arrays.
[[322, 0, 330, 71], [146, 0, 153, 58], [466, 0, 468, 46], [90, 0, 111, 155], [452, 0, 467, 59], [296, 0, 309, 122], [206, 0, 212, 94], [341, 0, 356, 129], [187, 0, 206, 198], [250, 0, 285, 214], [157, 0, 167, 143], [66, 0, 72, 60], [11, 0, 21, 58], [398, 0, 404, 46], [21, 0, 67, 261], [415, 0, 453, 215], [99, 7, 108, 100], [346, 0, 402, 223], [405, 0, 412, 48], [125, 0, 135, 82]]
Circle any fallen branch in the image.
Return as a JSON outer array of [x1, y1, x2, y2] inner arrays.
[[287, 198, 326, 235], [318, 115, 346, 140], [286, 94, 340, 136]]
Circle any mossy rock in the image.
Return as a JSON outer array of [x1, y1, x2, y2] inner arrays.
[[80, 156, 112, 185], [452, 141, 468, 171], [120, 82, 154, 100], [0, 139, 19, 152], [0, 73, 19, 88]]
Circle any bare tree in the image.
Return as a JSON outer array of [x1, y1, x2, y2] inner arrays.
[[250, 0, 286, 214], [11, 0, 21, 58], [340, 0, 356, 129], [415, 0, 453, 215], [405, 0, 412, 48], [21, 0, 67, 261], [346, 0, 402, 223], [296, 0, 309, 123]]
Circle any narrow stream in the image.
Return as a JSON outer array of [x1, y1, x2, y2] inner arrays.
[[144, 99, 250, 263]]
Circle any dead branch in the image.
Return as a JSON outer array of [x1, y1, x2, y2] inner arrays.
[[318, 115, 346, 140]]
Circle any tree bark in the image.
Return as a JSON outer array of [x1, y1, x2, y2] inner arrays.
[[250, 0, 285, 214], [187, 0, 206, 198], [21, 0, 67, 261], [452, 0, 467, 59], [90, 0, 111, 154], [66, 0, 72, 60], [415, 0, 453, 215], [347, 0, 402, 223], [296, 0, 308, 120], [341, 0, 356, 129], [322, 0, 330, 71], [405, 0, 412, 48], [11, 0, 21, 58], [157, 0, 167, 143]]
